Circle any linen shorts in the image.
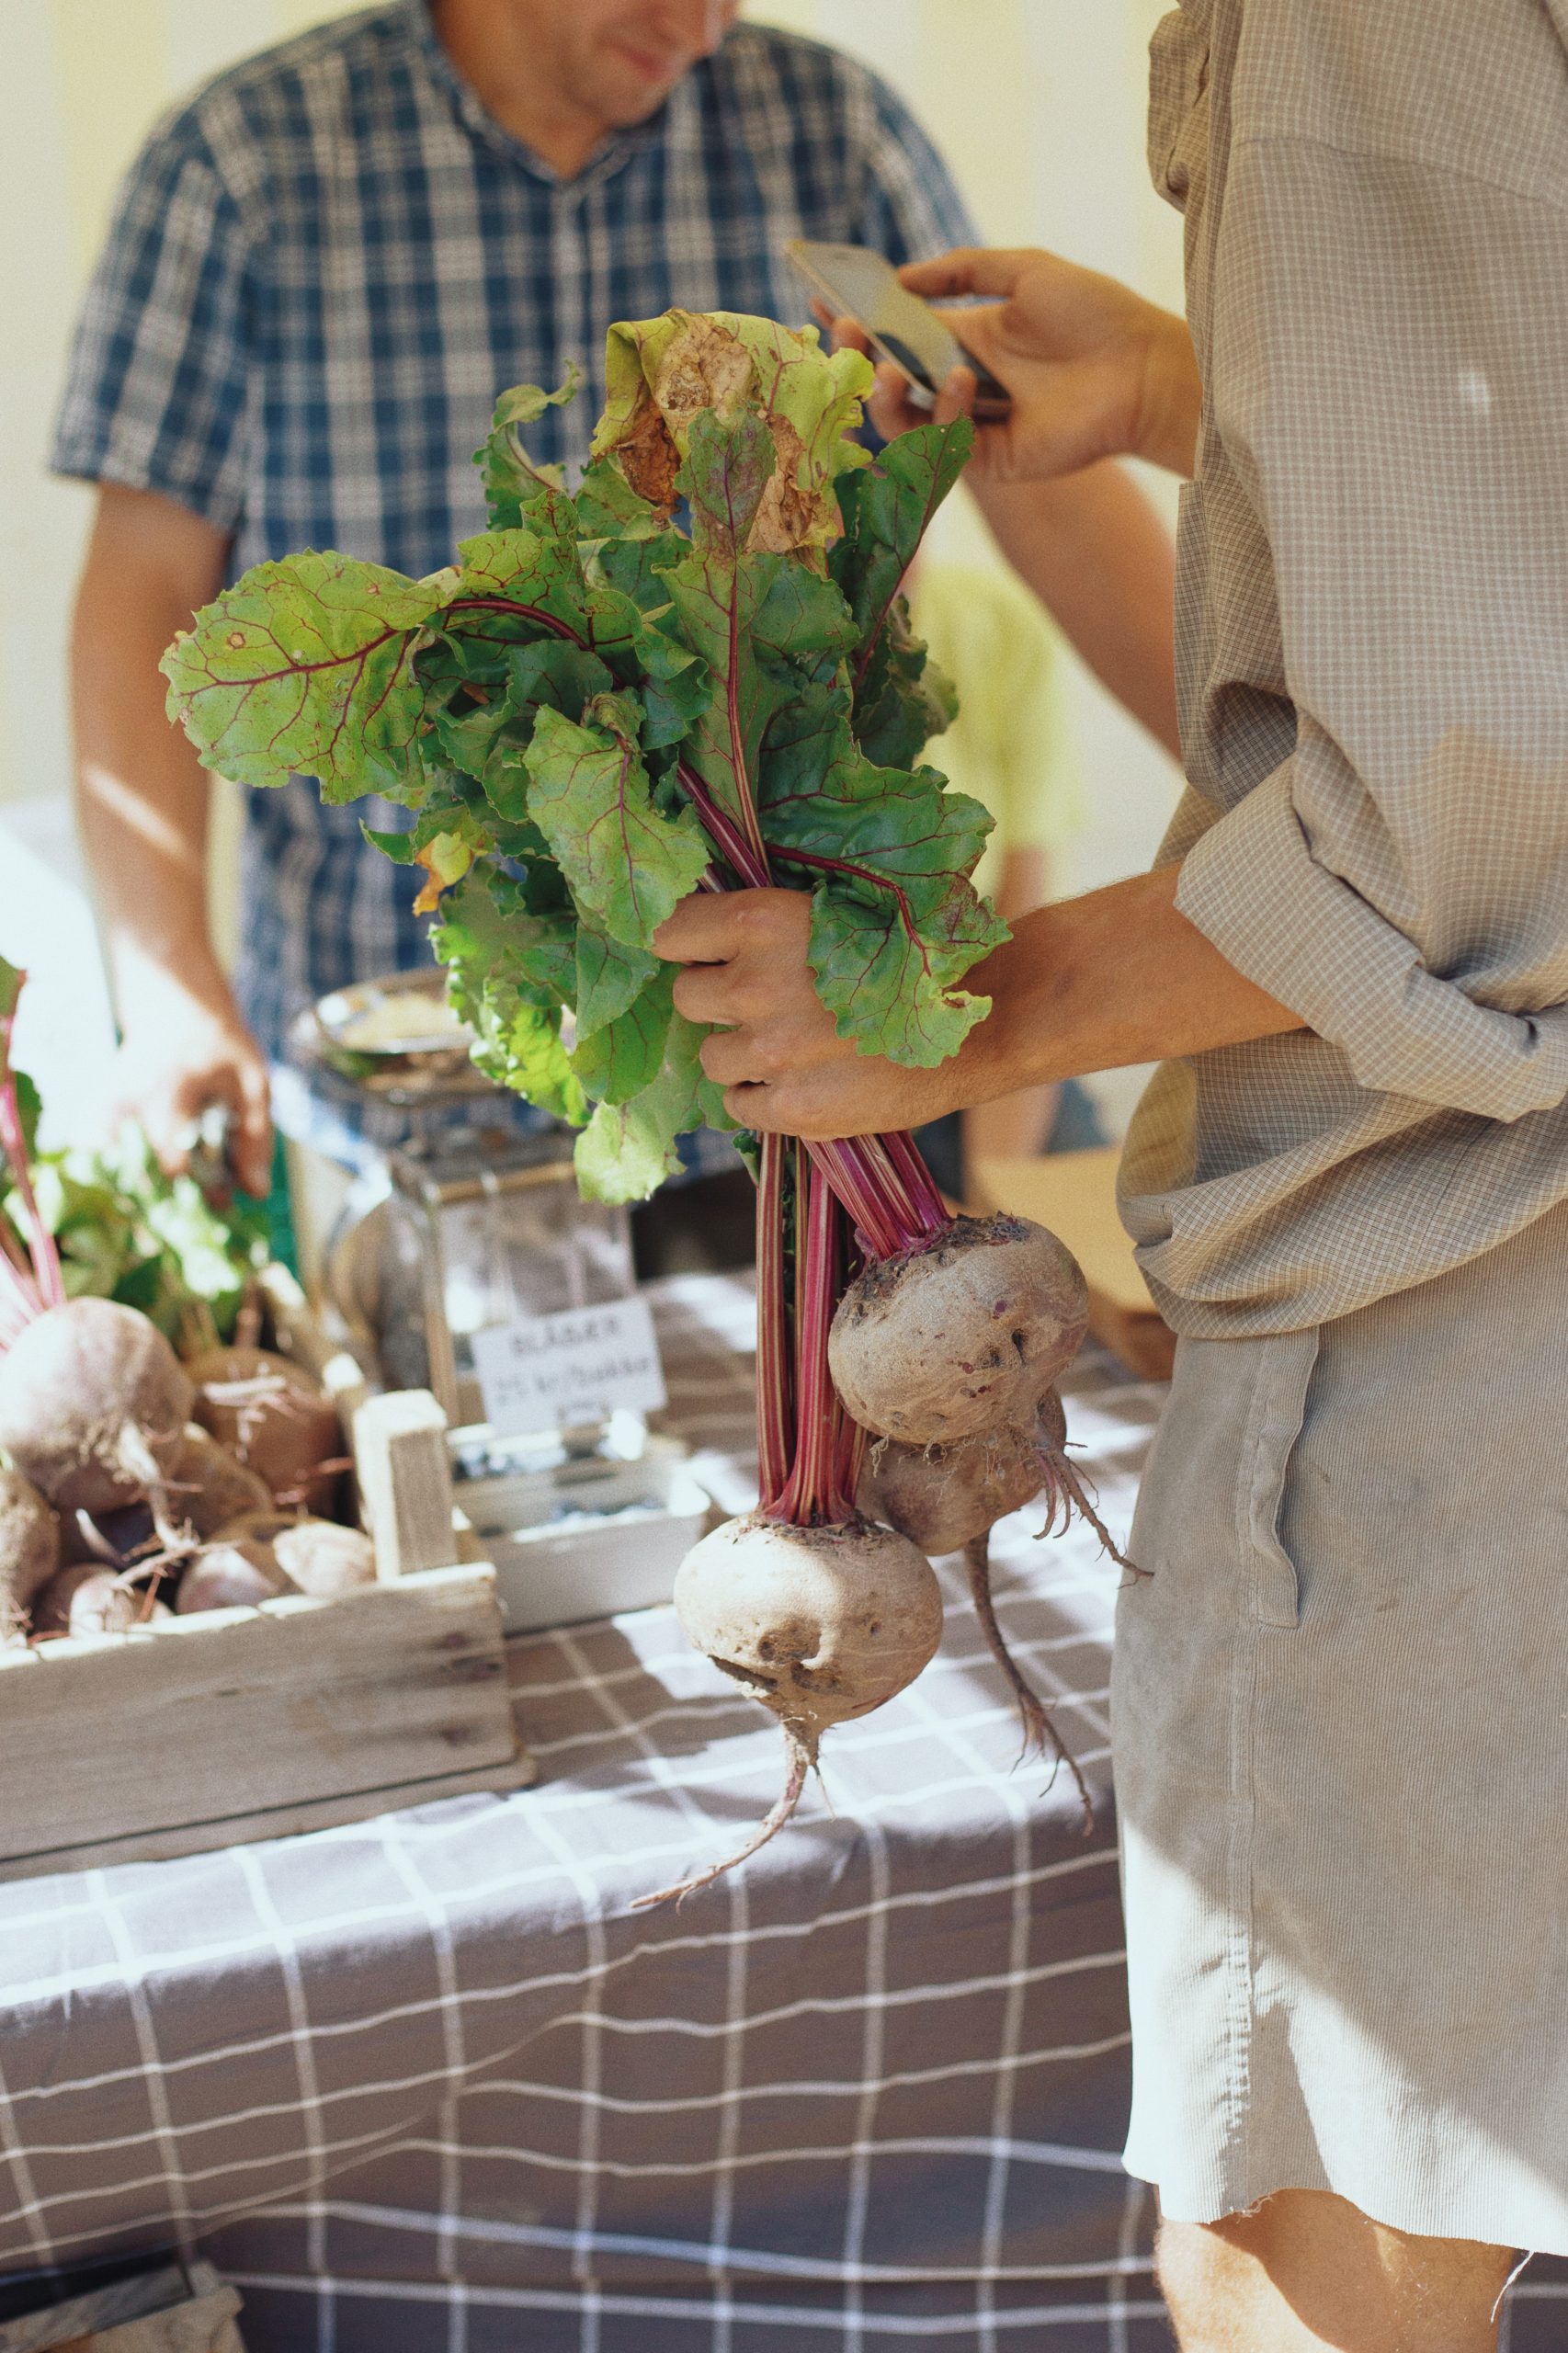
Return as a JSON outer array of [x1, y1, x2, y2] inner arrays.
[[1112, 1199, 1568, 2250]]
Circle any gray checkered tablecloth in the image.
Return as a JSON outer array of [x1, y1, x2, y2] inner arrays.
[[1, 1276, 1562, 2350]]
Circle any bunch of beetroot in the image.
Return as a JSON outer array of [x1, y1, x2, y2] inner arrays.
[[162, 311, 1122, 1898], [0, 960, 369, 1643]]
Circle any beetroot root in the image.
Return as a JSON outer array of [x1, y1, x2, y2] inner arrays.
[[0, 1466, 60, 1641], [634, 1513, 943, 1907], [828, 1215, 1087, 1447], [858, 1414, 1047, 1557], [963, 1530, 1094, 1831], [165, 1426, 272, 1540], [186, 1347, 343, 1511], [0, 1298, 194, 1518]]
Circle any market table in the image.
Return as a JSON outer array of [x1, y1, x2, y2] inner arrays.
[[1, 1276, 1562, 2352]]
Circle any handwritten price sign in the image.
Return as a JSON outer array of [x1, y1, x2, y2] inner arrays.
[[471, 1296, 668, 1437]]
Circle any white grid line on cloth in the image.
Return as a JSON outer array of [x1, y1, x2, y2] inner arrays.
[[0, 1845, 1122, 2095], [226, 2270, 1173, 2333], [517, 1619, 1112, 1719], [4, 2029, 1137, 2175], [230, 1848, 334, 2352], [518, 1799, 609, 2353], [445, 2031, 1138, 2115], [252, 2197, 1155, 2285], [898, 1672, 1042, 2353], [707, 1868, 749, 2353], [515, 1675, 1111, 1779], [0, 2045, 52, 2280], [328, 2123, 1133, 2189], [83, 1869, 199, 2266], [838, 1816, 891, 2353], [235, 2202, 1158, 2278], [374, 1813, 471, 2353]]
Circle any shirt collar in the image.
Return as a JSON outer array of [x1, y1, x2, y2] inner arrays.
[[402, 0, 687, 188]]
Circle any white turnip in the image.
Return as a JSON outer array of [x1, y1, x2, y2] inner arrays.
[[63, 1500, 156, 1566], [828, 1214, 1087, 1447], [0, 1466, 59, 1642], [0, 1298, 193, 1518], [635, 1509, 942, 1907], [175, 1536, 297, 1614], [212, 1509, 375, 1597]]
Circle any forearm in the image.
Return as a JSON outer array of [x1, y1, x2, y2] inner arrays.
[[970, 465, 1180, 759], [960, 846, 1060, 1158], [72, 586, 229, 1025], [659, 864, 1305, 1142], [960, 864, 1304, 1105]]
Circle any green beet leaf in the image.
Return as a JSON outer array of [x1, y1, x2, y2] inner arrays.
[[571, 1010, 724, 1203], [524, 697, 710, 950], [833, 417, 973, 664], [162, 552, 453, 799], [476, 369, 581, 530], [575, 923, 661, 1037], [570, 963, 676, 1104], [807, 870, 1007, 1069]]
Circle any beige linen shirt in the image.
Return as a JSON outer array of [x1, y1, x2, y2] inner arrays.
[[1120, 0, 1568, 1335]]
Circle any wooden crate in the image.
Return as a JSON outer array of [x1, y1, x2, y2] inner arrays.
[[0, 1275, 534, 1886]]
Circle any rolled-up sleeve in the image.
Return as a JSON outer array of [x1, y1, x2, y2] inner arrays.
[[1176, 134, 1568, 1124], [51, 117, 256, 531]]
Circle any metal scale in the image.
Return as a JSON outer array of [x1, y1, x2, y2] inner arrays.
[[293, 970, 709, 1629]]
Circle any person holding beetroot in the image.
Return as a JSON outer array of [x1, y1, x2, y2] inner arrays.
[[655, 2, 1568, 2344]]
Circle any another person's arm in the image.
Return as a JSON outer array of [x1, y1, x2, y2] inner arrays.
[[72, 484, 273, 1196], [966, 465, 1179, 757], [844, 84, 1187, 755]]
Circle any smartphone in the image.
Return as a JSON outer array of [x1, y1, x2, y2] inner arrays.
[[784, 238, 1011, 421]]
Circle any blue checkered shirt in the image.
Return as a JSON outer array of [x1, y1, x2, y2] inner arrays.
[[52, 2, 975, 1166]]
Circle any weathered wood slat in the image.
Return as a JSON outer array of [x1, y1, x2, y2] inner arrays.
[[0, 1567, 519, 1862], [353, 1389, 458, 1579]]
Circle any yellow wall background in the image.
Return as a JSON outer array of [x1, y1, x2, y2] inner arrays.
[[1, 1, 1184, 964]]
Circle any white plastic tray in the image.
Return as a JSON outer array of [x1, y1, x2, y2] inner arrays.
[[453, 1433, 712, 1632]]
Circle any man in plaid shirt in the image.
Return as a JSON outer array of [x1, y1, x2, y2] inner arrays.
[[55, 0, 1179, 1192]]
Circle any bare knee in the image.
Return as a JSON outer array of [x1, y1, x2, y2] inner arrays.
[[1154, 2188, 1516, 2353]]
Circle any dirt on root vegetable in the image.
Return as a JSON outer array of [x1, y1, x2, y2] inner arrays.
[[828, 1214, 1088, 1447]]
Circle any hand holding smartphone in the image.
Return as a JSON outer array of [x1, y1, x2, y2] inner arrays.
[[784, 240, 1012, 421]]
